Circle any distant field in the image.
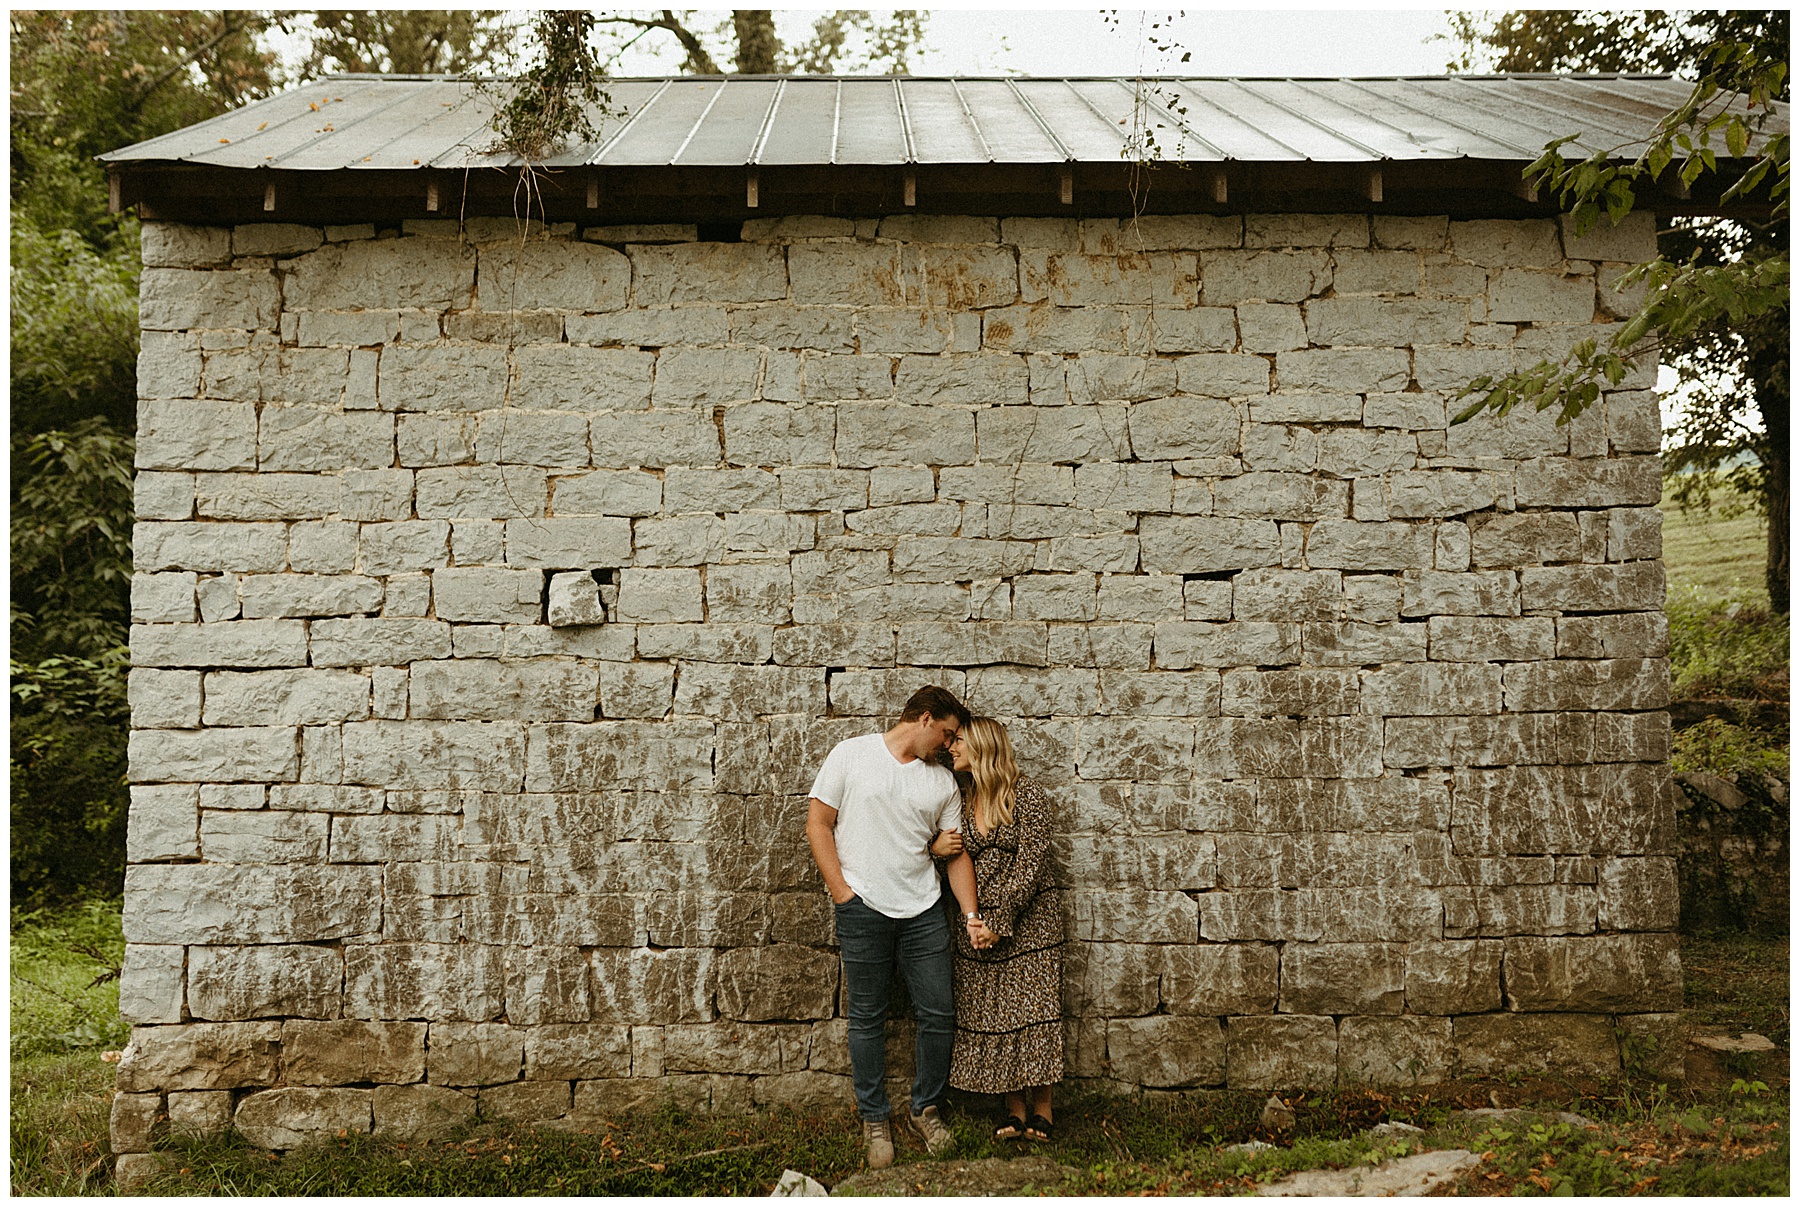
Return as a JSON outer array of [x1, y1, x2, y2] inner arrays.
[[1660, 484, 1770, 605]]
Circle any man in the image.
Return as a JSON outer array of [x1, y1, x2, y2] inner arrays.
[[806, 684, 991, 1170]]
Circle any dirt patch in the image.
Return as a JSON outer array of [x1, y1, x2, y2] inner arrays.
[[830, 1155, 1069, 1196]]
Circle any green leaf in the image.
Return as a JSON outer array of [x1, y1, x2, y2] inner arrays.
[[1727, 118, 1750, 158]]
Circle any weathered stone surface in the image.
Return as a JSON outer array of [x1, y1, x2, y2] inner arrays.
[[116, 1021, 282, 1091], [426, 1022, 525, 1086], [1503, 934, 1682, 1012], [283, 1020, 427, 1085], [1108, 1016, 1226, 1087], [372, 1083, 477, 1139], [1279, 944, 1404, 1015], [235, 1087, 372, 1149], [345, 943, 506, 1021], [1520, 562, 1664, 612], [1503, 658, 1669, 711], [715, 946, 838, 1022], [589, 947, 716, 1024], [110, 1092, 164, 1154], [167, 1091, 234, 1139], [1226, 1015, 1338, 1089], [523, 1024, 632, 1080], [341, 721, 526, 790], [188, 945, 342, 1019], [1453, 1013, 1619, 1077], [1337, 1015, 1454, 1087], [1161, 944, 1279, 1015], [1404, 940, 1502, 1014], [119, 944, 186, 1024]]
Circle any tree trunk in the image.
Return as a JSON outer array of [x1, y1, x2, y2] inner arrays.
[[733, 11, 778, 74], [1745, 297, 1788, 613]]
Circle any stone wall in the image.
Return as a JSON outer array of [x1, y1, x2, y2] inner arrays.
[[118, 208, 1682, 1157]]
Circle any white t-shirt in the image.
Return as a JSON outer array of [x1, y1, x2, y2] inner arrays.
[[808, 732, 962, 919]]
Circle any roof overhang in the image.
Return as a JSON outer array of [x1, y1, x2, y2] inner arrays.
[[102, 74, 1786, 224]]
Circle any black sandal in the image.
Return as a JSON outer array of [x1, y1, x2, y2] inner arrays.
[[1024, 1113, 1054, 1143], [994, 1112, 1026, 1142]]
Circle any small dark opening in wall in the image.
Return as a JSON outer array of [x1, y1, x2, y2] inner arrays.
[[1182, 571, 1235, 582], [590, 568, 618, 586], [696, 221, 743, 243]]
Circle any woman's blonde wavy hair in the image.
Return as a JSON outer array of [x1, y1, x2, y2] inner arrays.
[[960, 716, 1019, 832]]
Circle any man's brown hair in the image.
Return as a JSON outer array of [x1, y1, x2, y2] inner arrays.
[[898, 684, 970, 727]]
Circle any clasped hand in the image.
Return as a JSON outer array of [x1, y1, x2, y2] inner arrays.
[[964, 915, 998, 949]]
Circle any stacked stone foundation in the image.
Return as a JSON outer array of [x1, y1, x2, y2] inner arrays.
[[119, 208, 1680, 1157]]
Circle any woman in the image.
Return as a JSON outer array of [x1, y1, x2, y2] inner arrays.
[[932, 716, 1064, 1143]]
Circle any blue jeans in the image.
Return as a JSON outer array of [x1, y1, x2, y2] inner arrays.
[[833, 894, 955, 1122]]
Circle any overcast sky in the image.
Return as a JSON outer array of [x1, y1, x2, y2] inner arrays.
[[593, 7, 1467, 78]]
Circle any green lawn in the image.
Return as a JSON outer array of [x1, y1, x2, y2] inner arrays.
[[1660, 485, 1770, 605]]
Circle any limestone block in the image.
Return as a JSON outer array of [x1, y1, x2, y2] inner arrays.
[[901, 244, 1020, 309], [1243, 423, 1317, 473], [135, 400, 259, 473], [1279, 944, 1404, 1015], [1504, 656, 1669, 712], [466, 412, 590, 468], [1154, 621, 1299, 669], [143, 222, 231, 266], [471, 239, 625, 311], [694, 563, 788, 625], [1212, 473, 1349, 522], [588, 662, 672, 719], [328, 813, 461, 863], [674, 663, 823, 722], [116, 1020, 282, 1091], [1222, 669, 1360, 719], [138, 331, 204, 401], [1401, 939, 1502, 1014], [957, 667, 1095, 718], [1515, 456, 1660, 508], [833, 402, 976, 468], [1070, 889, 1196, 942], [1095, 576, 1182, 624], [635, 622, 772, 663], [124, 862, 381, 945], [285, 237, 473, 310], [201, 668, 369, 727], [475, 1080, 569, 1124], [1602, 505, 1661, 561], [127, 726, 297, 784], [415, 466, 548, 519], [119, 944, 186, 1024], [657, 1021, 811, 1076], [1276, 348, 1410, 393], [1360, 662, 1503, 716], [1303, 520, 1434, 571], [198, 810, 327, 865], [351, 523, 446, 578], [552, 470, 664, 519], [1342, 576, 1402, 623], [609, 567, 699, 623], [1597, 857, 1679, 932], [589, 948, 715, 1025], [826, 668, 962, 718], [519, 1023, 632, 1081], [895, 621, 1046, 667], [722, 401, 835, 467], [376, 345, 508, 412], [1230, 302, 1301, 354], [254, 411, 393, 477], [1425, 616, 1556, 663], [1453, 1013, 1618, 1077], [396, 413, 475, 467], [332, 470, 412, 523], [167, 1091, 234, 1139], [309, 618, 452, 665], [713, 946, 838, 1022], [1450, 763, 1676, 856], [366, 1084, 475, 1140], [1400, 569, 1520, 617], [1108, 1017, 1225, 1088], [1468, 512, 1581, 567], [1201, 249, 1329, 304], [426, 567, 541, 625], [1230, 568, 1341, 623], [276, 1019, 427, 1086], [1305, 298, 1467, 347], [1504, 933, 1680, 1012], [501, 519, 631, 572], [546, 572, 606, 627], [976, 404, 1130, 463], [1021, 250, 1196, 307], [1064, 833, 1214, 891], [1225, 1015, 1338, 1089], [1138, 517, 1279, 575], [1061, 942, 1161, 1018], [134, 524, 287, 577], [1125, 396, 1240, 461], [1172, 353, 1270, 399], [133, 574, 199, 628], [625, 241, 785, 306], [419, 1021, 524, 1086], [1091, 670, 1218, 717], [1338, 1016, 1453, 1086], [526, 720, 712, 791], [1448, 218, 1562, 267], [1520, 562, 1663, 612], [140, 267, 278, 331], [1161, 943, 1279, 1015], [1560, 210, 1656, 263], [590, 409, 722, 468], [128, 668, 202, 730], [110, 1092, 164, 1154], [340, 943, 504, 1022], [185, 945, 340, 1020], [339, 720, 525, 790], [234, 1087, 372, 1150]]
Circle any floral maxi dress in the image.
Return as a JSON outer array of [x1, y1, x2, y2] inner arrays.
[[948, 774, 1065, 1094]]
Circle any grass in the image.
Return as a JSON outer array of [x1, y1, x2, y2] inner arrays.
[[1659, 482, 1770, 605], [10, 899, 128, 1060]]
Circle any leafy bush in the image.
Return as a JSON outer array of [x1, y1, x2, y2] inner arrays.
[[9, 899, 128, 1059], [1666, 583, 1791, 702]]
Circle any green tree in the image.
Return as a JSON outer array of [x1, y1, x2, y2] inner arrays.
[[296, 10, 510, 77], [590, 10, 927, 76], [1446, 11, 1789, 611]]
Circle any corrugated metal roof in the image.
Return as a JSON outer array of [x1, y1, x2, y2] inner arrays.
[[102, 74, 1784, 171]]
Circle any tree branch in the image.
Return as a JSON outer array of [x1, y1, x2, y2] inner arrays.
[[592, 11, 721, 74], [123, 12, 264, 115]]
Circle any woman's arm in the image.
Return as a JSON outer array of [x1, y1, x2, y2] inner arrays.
[[945, 851, 995, 948], [969, 781, 1052, 939]]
